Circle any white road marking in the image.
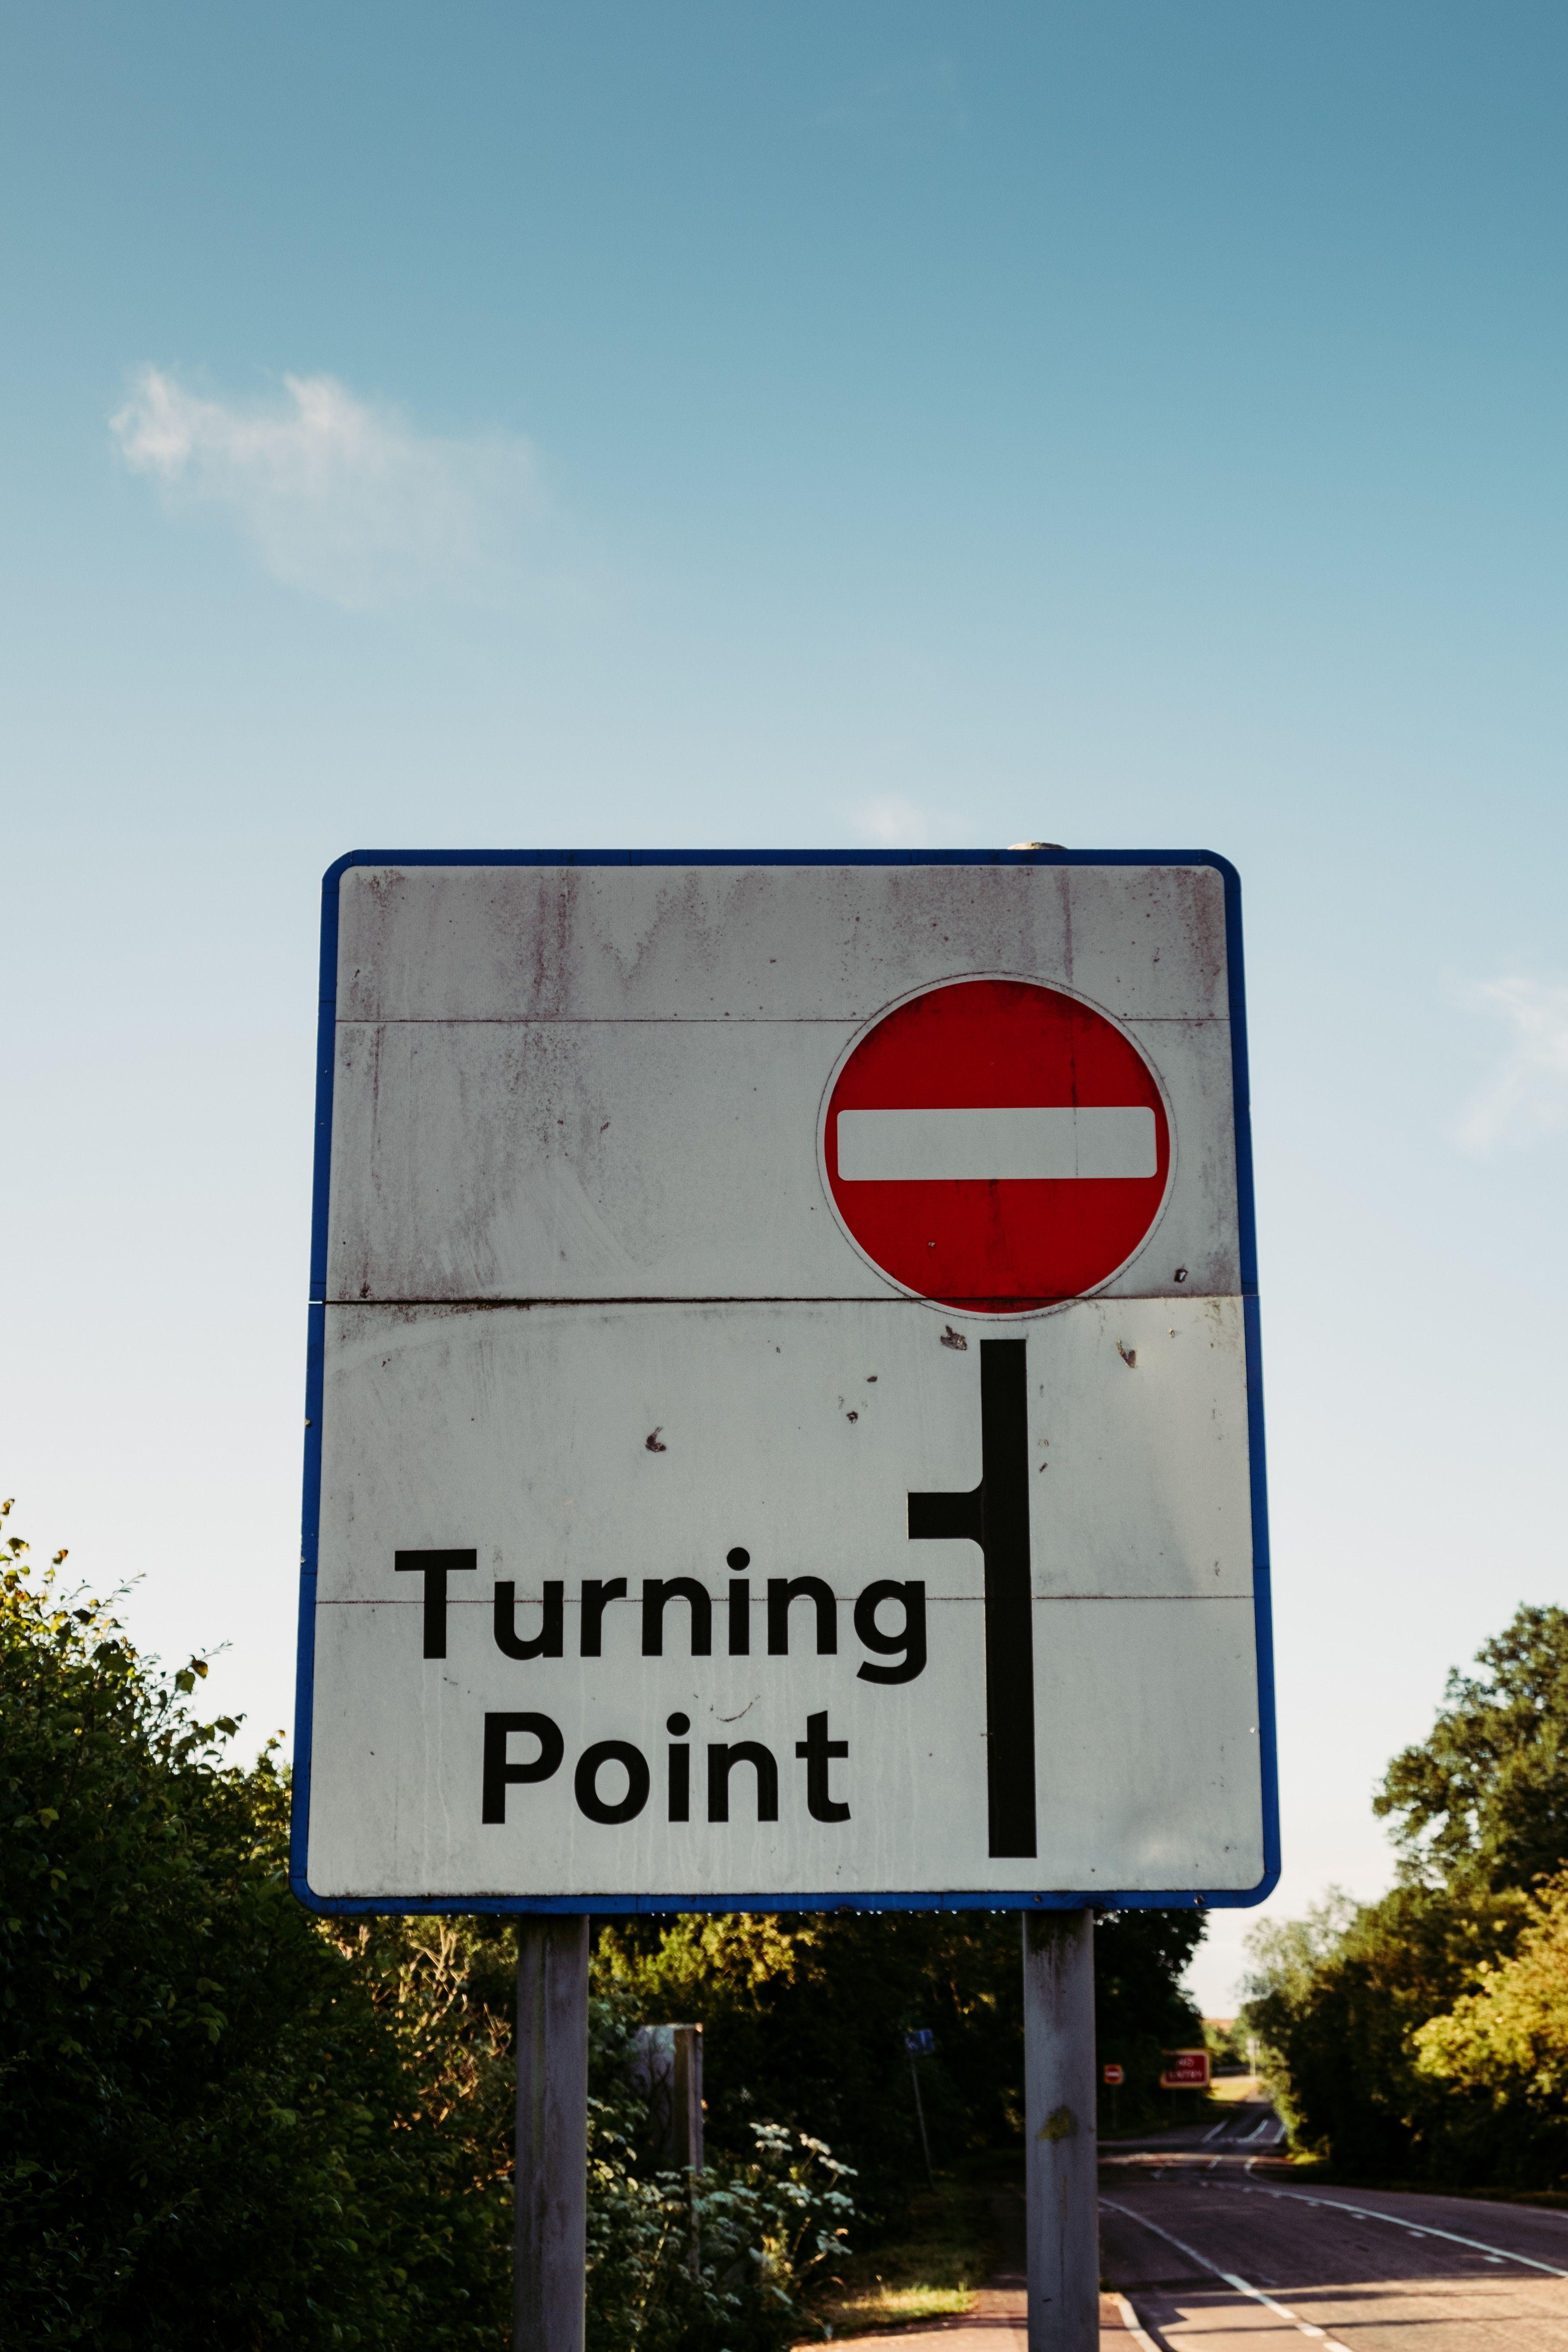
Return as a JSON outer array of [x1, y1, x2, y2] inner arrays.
[[835, 1103, 1157, 1181], [1234, 2182, 1568, 2278], [1101, 2199, 1353, 2348]]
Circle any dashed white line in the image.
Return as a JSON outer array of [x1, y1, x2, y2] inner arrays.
[[1100, 2198, 1354, 2349], [1226, 2182, 1568, 2278]]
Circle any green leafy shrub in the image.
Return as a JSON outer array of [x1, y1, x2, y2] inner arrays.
[[0, 1506, 510, 2349], [583, 1978, 852, 2350], [586, 2117, 853, 2352], [0, 1505, 858, 2348]]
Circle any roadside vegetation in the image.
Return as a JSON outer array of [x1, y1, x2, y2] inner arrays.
[[1244, 1603, 1568, 2188], [0, 1502, 1207, 2344], [810, 2180, 997, 2333]]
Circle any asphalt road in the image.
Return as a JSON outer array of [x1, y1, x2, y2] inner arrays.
[[1101, 2116, 1568, 2349]]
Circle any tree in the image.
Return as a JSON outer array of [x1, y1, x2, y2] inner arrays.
[[1240, 1604, 1568, 2181], [0, 1505, 853, 2349], [599, 1904, 1203, 2214], [1094, 1907, 1206, 2122], [1413, 1869, 1568, 2185], [1241, 1883, 1522, 2174], [0, 1507, 510, 2348], [1376, 1604, 1568, 1895]]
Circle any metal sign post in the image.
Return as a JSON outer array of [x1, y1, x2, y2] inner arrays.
[[514, 1918, 588, 2352], [1024, 1911, 1098, 2352], [288, 849, 1278, 2348]]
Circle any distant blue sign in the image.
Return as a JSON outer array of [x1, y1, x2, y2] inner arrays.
[[905, 2029, 936, 2056]]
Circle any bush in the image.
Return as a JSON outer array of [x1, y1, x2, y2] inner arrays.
[[0, 1504, 857, 2348], [584, 1977, 853, 2351], [0, 1507, 509, 2349], [0, 1492, 1186, 2331]]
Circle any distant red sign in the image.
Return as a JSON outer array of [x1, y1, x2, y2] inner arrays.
[[1160, 2049, 1211, 2089], [1102, 2063, 1125, 2087]]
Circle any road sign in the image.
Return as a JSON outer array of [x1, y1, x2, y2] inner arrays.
[[291, 850, 1276, 1916], [823, 977, 1170, 1311], [1102, 2063, 1125, 2087], [905, 2029, 937, 2057], [1160, 2050, 1211, 2089]]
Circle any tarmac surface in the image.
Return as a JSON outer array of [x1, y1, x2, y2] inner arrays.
[[819, 2098, 1568, 2348]]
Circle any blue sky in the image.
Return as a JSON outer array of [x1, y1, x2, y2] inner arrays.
[[3, 0, 1566, 2008]]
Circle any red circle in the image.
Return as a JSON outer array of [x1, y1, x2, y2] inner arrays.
[[822, 978, 1170, 1312]]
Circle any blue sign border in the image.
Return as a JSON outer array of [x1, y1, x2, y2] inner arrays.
[[290, 848, 1279, 1917]]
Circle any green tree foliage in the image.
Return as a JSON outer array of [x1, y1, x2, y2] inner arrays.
[[1202, 2018, 1249, 2073], [1243, 1602, 1568, 2182], [1412, 1870, 1568, 2184], [0, 1509, 512, 2348], [599, 1904, 1203, 2214], [0, 1493, 1191, 2332], [0, 1508, 853, 2349], [585, 1991, 852, 2352], [1242, 1884, 1522, 2175], [1095, 1907, 1207, 2125], [1376, 1604, 1568, 1894]]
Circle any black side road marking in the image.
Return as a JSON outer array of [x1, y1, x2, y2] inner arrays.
[[908, 1338, 1037, 1859]]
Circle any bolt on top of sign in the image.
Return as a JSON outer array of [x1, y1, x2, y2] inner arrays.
[[294, 851, 1277, 1916]]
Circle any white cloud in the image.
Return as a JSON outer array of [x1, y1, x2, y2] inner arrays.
[[110, 367, 542, 609], [1457, 975, 1568, 1152], [853, 796, 935, 846]]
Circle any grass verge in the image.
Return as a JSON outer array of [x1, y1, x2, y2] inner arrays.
[[807, 2179, 998, 2336]]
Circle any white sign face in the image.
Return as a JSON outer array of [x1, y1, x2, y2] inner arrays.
[[293, 853, 1277, 1914]]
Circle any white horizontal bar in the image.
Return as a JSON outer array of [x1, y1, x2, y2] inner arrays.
[[836, 1105, 1157, 1182]]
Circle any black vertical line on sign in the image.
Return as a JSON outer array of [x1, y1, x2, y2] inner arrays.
[[908, 1339, 1037, 1858]]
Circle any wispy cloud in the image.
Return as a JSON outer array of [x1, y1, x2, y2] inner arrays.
[[853, 796, 935, 846], [111, 367, 543, 609], [1457, 975, 1568, 1152]]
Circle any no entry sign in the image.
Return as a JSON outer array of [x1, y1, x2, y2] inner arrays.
[[823, 977, 1171, 1311], [291, 852, 1276, 1917]]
